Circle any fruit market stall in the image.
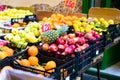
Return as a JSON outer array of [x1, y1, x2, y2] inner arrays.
[[0, 4, 120, 80]]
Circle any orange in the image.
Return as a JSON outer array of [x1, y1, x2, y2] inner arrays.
[[1, 66, 13, 73], [45, 61, 56, 70], [28, 56, 38, 66], [28, 46, 38, 56], [20, 59, 30, 67]]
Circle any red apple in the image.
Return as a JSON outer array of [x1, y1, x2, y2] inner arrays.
[[83, 43, 89, 48], [68, 33, 75, 38], [95, 34, 101, 39], [77, 37, 85, 44], [56, 51, 61, 55], [71, 54, 75, 57], [58, 44, 65, 51], [65, 47, 74, 54], [56, 38, 64, 44], [75, 31, 84, 37], [42, 43, 49, 51], [85, 32, 93, 39], [70, 45, 76, 49], [49, 44, 58, 52], [64, 44, 69, 48], [90, 36, 96, 41], [67, 39, 75, 45]]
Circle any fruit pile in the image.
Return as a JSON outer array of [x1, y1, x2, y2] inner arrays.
[[14, 46, 56, 76], [5, 22, 42, 48], [73, 17, 114, 35], [41, 30, 101, 57], [0, 9, 33, 22]]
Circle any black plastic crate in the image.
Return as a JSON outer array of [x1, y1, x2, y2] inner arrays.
[[11, 15, 37, 25], [107, 24, 120, 41], [75, 46, 93, 71], [10, 49, 76, 80], [0, 57, 11, 69]]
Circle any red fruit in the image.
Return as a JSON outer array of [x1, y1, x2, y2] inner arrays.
[[68, 33, 75, 38], [90, 36, 96, 41], [68, 39, 75, 45], [58, 44, 65, 51], [85, 32, 93, 39], [75, 32, 84, 37], [65, 47, 74, 54], [42, 43, 49, 51], [62, 35, 69, 40], [77, 37, 86, 44], [70, 45, 76, 49], [95, 34, 101, 39], [71, 54, 75, 57], [56, 51, 61, 55], [83, 43, 89, 48], [56, 38, 65, 44], [61, 52, 67, 55], [49, 44, 58, 52], [64, 44, 69, 48]]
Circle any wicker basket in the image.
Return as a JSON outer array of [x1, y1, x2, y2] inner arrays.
[[88, 8, 120, 24]]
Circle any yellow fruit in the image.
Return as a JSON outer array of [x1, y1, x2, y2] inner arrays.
[[108, 19, 114, 25], [45, 61, 56, 70], [103, 21, 109, 27], [99, 18, 105, 23], [94, 18, 99, 22], [90, 22, 94, 26], [81, 17, 87, 22], [0, 51, 8, 60]]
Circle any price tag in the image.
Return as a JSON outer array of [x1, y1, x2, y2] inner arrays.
[[41, 23, 51, 32], [96, 50, 99, 55], [64, 0, 76, 10]]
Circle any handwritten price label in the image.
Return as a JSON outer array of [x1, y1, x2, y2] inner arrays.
[[41, 23, 51, 32], [64, 0, 76, 10]]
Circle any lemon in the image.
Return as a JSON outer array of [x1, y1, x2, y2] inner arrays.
[[99, 18, 105, 23], [81, 17, 87, 22], [0, 51, 8, 60]]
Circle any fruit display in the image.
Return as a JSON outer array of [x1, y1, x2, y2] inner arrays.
[[41, 30, 101, 57], [0, 8, 33, 22], [4, 22, 42, 48], [73, 17, 114, 35], [13, 46, 57, 76], [41, 13, 80, 29]]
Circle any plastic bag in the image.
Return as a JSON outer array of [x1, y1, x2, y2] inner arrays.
[[0, 69, 53, 80]]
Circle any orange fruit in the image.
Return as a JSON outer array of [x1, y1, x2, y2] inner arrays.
[[28, 56, 38, 66], [28, 46, 38, 56], [20, 59, 30, 67], [45, 61, 56, 70], [1, 66, 13, 72]]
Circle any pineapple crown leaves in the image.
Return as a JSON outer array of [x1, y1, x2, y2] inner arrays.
[[56, 26, 69, 36]]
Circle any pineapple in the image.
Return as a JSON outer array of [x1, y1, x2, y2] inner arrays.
[[41, 26, 68, 44]]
